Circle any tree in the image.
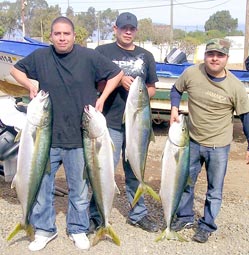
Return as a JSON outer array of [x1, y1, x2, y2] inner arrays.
[[178, 36, 202, 57], [75, 7, 97, 39], [136, 18, 154, 43], [204, 10, 238, 33], [0, 1, 20, 37], [66, 6, 75, 21], [187, 30, 206, 43], [24, 0, 61, 37], [98, 8, 118, 40], [173, 29, 186, 41], [205, 29, 226, 40], [74, 26, 88, 46]]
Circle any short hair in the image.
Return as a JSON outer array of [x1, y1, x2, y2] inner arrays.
[[50, 16, 75, 33]]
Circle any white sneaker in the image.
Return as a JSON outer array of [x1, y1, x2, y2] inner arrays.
[[69, 233, 90, 250], [28, 232, 58, 251]]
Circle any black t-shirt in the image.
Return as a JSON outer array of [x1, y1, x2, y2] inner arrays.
[[95, 42, 158, 130], [14, 44, 121, 148]]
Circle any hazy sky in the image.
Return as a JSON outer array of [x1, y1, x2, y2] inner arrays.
[[8, 0, 245, 31], [43, 0, 246, 29]]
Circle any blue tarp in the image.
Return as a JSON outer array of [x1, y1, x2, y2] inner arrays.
[[0, 38, 48, 57], [156, 62, 249, 82]]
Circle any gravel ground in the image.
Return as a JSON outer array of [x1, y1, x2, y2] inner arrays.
[[1, 119, 249, 255]]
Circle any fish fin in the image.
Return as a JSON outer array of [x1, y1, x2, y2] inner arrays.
[[186, 176, 193, 186], [106, 224, 121, 246], [155, 227, 188, 242], [45, 158, 51, 174], [145, 184, 160, 201], [10, 175, 16, 189], [114, 182, 120, 194], [132, 183, 160, 208], [83, 166, 88, 180], [92, 225, 120, 246], [131, 184, 144, 208], [14, 131, 22, 142], [110, 138, 115, 152], [155, 229, 167, 242], [122, 112, 125, 124], [26, 224, 35, 241], [124, 149, 128, 162], [92, 227, 105, 246], [174, 231, 188, 242], [6, 223, 23, 241], [150, 129, 155, 143], [7, 223, 34, 242]]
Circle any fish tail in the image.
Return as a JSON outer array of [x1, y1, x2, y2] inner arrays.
[[155, 227, 188, 242], [26, 224, 35, 240], [92, 224, 121, 246], [92, 227, 105, 246], [145, 184, 160, 202], [10, 175, 16, 189], [131, 184, 144, 208], [6, 223, 34, 241], [106, 224, 121, 246], [173, 231, 188, 242], [155, 229, 167, 242], [6, 223, 23, 241], [131, 183, 160, 208]]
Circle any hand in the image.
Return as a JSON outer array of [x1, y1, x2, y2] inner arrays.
[[29, 84, 38, 99], [121, 76, 134, 91], [170, 106, 179, 125], [95, 97, 104, 112]]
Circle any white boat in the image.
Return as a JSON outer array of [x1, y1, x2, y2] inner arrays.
[[0, 38, 48, 97]]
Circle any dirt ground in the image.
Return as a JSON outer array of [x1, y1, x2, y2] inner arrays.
[[0, 118, 249, 255]]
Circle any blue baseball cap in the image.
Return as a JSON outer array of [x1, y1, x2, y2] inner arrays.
[[116, 12, 138, 28]]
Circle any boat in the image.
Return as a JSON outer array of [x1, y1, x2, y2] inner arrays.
[[151, 62, 249, 123], [0, 38, 48, 97], [1, 39, 249, 123]]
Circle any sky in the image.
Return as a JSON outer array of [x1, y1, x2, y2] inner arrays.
[[42, 0, 247, 31]]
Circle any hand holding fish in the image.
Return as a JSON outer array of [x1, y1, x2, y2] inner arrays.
[[29, 84, 38, 99], [170, 106, 180, 125], [121, 76, 134, 91], [95, 97, 104, 112]]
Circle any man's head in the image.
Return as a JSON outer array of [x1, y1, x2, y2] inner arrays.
[[114, 12, 138, 50], [204, 38, 230, 77], [50, 16, 76, 54], [205, 38, 230, 56], [115, 12, 138, 29]]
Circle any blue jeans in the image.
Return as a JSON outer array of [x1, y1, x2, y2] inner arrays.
[[89, 126, 147, 224], [30, 148, 89, 236], [176, 139, 230, 232]]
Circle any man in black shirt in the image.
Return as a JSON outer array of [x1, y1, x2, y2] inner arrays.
[[10, 16, 123, 251], [89, 12, 159, 233]]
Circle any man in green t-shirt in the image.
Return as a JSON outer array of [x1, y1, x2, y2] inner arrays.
[[170, 38, 249, 243]]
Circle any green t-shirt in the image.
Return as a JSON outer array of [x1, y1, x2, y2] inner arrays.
[[175, 63, 249, 147]]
